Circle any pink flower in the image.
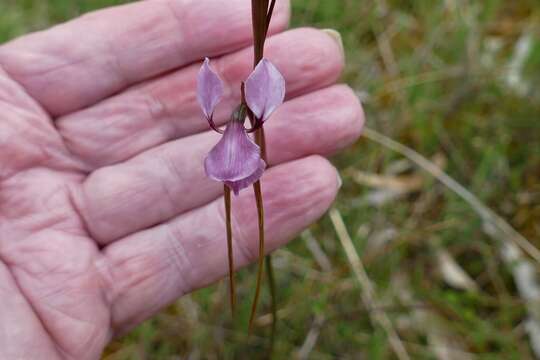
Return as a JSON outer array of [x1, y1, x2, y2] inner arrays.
[[197, 57, 285, 194]]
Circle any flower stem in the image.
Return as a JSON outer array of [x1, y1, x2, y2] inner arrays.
[[264, 0, 276, 39], [265, 253, 277, 355], [224, 185, 236, 315], [247, 0, 278, 344], [248, 180, 265, 332], [251, 0, 269, 67]]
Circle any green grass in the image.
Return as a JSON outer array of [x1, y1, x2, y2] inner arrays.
[[2, 0, 539, 359]]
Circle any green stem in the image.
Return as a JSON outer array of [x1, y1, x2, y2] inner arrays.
[[224, 185, 236, 315]]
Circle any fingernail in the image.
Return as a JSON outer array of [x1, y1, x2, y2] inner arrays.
[[336, 171, 343, 190], [322, 29, 345, 59]]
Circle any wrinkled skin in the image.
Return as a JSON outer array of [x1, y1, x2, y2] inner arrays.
[[0, 0, 364, 359]]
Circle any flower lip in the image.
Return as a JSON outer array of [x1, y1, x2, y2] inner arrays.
[[197, 57, 225, 133], [245, 59, 286, 123], [224, 162, 265, 195], [204, 120, 266, 195]]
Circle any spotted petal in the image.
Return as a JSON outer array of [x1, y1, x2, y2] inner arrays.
[[204, 121, 266, 195], [245, 59, 286, 122], [197, 58, 224, 128]]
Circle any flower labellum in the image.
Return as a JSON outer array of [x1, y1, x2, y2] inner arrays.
[[205, 118, 266, 195], [197, 58, 285, 194]]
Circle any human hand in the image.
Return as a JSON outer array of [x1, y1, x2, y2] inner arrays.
[[0, 1, 363, 358]]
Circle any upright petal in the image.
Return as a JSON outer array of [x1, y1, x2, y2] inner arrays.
[[245, 59, 286, 121], [204, 121, 266, 195], [197, 58, 224, 120]]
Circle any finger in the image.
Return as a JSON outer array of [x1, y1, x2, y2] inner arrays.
[[57, 28, 345, 168], [0, 0, 290, 117], [74, 85, 363, 244], [0, 69, 59, 180], [99, 155, 340, 333]]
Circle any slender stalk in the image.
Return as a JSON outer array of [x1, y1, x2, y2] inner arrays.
[[264, 0, 277, 39], [265, 254, 277, 355], [224, 185, 236, 315], [248, 1, 278, 347], [249, 180, 266, 332], [255, 129, 267, 160]]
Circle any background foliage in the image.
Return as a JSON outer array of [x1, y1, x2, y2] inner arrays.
[[1, 0, 539, 358]]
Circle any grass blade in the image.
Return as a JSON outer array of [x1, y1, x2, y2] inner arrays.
[[362, 127, 540, 263], [330, 208, 410, 360]]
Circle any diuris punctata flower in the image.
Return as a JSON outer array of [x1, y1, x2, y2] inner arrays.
[[194, 0, 282, 339], [197, 57, 285, 194], [196, 0, 281, 333]]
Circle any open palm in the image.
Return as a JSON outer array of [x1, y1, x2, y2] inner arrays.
[[0, 1, 363, 358]]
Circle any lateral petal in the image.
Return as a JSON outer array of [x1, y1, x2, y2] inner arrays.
[[245, 59, 286, 121], [197, 57, 224, 121]]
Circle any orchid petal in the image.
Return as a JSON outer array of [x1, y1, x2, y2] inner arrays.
[[225, 163, 265, 195], [197, 58, 224, 123], [245, 59, 286, 122], [204, 121, 266, 195]]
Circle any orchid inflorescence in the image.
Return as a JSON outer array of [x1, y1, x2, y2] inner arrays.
[[195, 0, 283, 339], [198, 58, 285, 195]]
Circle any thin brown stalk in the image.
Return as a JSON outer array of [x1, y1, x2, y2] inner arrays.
[[251, 0, 269, 67], [264, 0, 277, 38], [255, 129, 267, 160], [247, 3, 278, 350], [224, 185, 236, 315], [249, 180, 266, 332], [259, 4, 275, 340]]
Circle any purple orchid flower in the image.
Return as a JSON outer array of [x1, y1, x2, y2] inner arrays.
[[197, 57, 286, 195]]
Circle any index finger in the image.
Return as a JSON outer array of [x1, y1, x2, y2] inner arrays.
[[0, 0, 290, 116]]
